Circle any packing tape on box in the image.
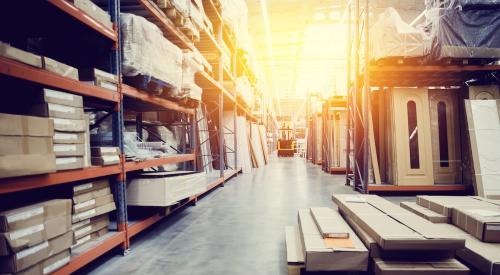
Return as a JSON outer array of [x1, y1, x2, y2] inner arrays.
[[6, 207, 44, 223], [16, 241, 48, 260], [45, 89, 74, 102], [9, 224, 44, 240]]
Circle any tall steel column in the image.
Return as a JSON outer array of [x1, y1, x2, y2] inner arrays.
[[361, 0, 370, 192], [217, 22, 225, 179], [345, 4, 352, 186]]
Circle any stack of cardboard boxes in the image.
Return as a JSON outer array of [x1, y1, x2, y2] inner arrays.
[[0, 113, 56, 179], [0, 200, 73, 274], [71, 180, 116, 250], [79, 68, 119, 93], [29, 89, 90, 171], [91, 147, 120, 166]]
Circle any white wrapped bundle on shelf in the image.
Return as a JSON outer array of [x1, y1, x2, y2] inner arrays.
[[370, 8, 427, 62], [235, 76, 253, 108], [120, 13, 183, 92], [219, 0, 251, 50], [172, 50, 204, 105]]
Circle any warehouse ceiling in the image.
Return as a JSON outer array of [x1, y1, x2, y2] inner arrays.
[[247, 0, 347, 118]]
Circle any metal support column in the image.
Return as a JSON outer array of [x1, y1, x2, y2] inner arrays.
[[345, 4, 352, 186], [217, 22, 225, 180], [361, 0, 370, 191]]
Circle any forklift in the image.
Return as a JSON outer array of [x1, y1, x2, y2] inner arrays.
[[277, 123, 295, 157]]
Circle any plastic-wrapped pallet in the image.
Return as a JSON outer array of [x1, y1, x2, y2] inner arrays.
[[370, 8, 427, 61], [175, 50, 204, 105], [219, 0, 251, 49], [425, 0, 500, 10], [120, 13, 183, 92], [423, 3, 500, 61]]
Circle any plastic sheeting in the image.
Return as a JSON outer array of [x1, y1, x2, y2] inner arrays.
[[425, 0, 500, 9], [370, 8, 426, 61], [424, 8, 500, 60], [121, 13, 183, 91], [235, 76, 253, 108], [219, 0, 251, 50]]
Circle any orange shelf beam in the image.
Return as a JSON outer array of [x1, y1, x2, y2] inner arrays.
[[52, 232, 126, 275], [122, 84, 196, 115], [0, 57, 119, 102], [0, 165, 122, 194], [124, 154, 196, 172], [48, 0, 117, 41]]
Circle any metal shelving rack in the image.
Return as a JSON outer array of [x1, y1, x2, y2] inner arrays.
[[344, 0, 500, 194], [0, 0, 259, 273]]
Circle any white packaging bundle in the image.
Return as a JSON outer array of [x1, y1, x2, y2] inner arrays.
[[370, 7, 427, 61], [171, 0, 190, 17], [219, 0, 251, 49], [235, 76, 253, 108], [120, 13, 183, 90]]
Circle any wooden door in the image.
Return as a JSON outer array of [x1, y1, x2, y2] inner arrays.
[[429, 90, 462, 184]]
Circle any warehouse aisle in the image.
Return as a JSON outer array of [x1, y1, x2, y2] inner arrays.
[[83, 157, 356, 275]]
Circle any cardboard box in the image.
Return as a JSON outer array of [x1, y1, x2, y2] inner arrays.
[[72, 194, 114, 214], [36, 89, 83, 108], [90, 147, 120, 157], [0, 154, 56, 179], [453, 207, 500, 242], [71, 0, 112, 29], [72, 214, 109, 231], [0, 42, 42, 68], [0, 231, 72, 273], [55, 157, 84, 171], [18, 250, 71, 275], [53, 131, 85, 144], [73, 179, 110, 196], [373, 258, 469, 275], [71, 227, 108, 250], [83, 114, 91, 168], [285, 225, 304, 264], [72, 215, 109, 240], [42, 57, 78, 80], [0, 113, 53, 137], [416, 196, 500, 217], [0, 200, 71, 232], [332, 195, 466, 251], [0, 136, 53, 155], [456, 232, 500, 275], [298, 209, 368, 271], [30, 103, 84, 120], [79, 68, 118, 83], [400, 201, 449, 223], [309, 207, 350, 238], [91, 155, 120, 166], [53, 144, 85, 157], [0, 215, 71, 256], [339, 207, 458, 261], [73, 187, 111, 205], [52, 118, 86, 132], [72, 202, 115, 223]]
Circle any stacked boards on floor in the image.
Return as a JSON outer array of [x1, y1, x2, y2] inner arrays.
[[285, 207, 369, 272]]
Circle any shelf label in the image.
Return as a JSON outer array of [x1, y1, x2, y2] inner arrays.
[[6, 207, 44, 223]]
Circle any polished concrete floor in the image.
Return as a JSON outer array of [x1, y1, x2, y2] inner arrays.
[[83, 157, 413, 275]]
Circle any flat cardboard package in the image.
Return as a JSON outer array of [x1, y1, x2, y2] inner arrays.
[[0, 113, 53, 137], [456, 233, 500, 275], [0, 154, 56, 178], [0, 136, 53, 155], [453, 206, 500, 242], [52, 118, 86, 132], [30, 103, 84, 120], [0, 231, 72, 273], [400, 201, 449, 223], [91, 155, 120, 166], [309, 207, 350, 238], [0, 200, 71, 232], [56, 157, 84, 171], [72, 202, 115, 223], [298, 209, 368, 271], [42, 57, 79, 80], [35, 89, 83, 108], [285, 225, 304, 264], [373, 258, 469, 275], [90, 147, 120, 157], [332, 194, 465, 250], [79, 68, 118, 91], [72, 215, 109, 240], [0, 42, 42, 68], [0, 215, 71, 256], [71, 227, 108, 250], [17, 250, 70, 275], [416, 196, 500, 217], [72, 194, 114, 214], [70, 0, 112, 29], [73, 186, 111, 204], [53, 131, 85, 144], [73, 180, 110, 196], [53, 144, 85, 157]]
